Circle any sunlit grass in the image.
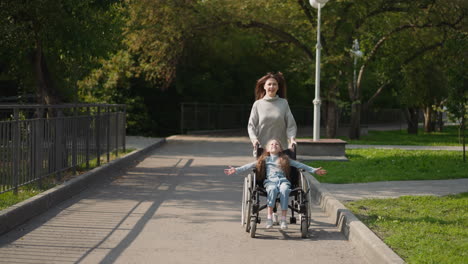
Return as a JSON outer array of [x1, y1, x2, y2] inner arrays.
[[337, 126, 464, 146], [0, 149, 135, 210], [345, 193, 468, 264], [307, 149, 467, 184]]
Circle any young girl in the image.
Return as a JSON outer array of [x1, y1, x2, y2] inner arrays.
[[224, 139, 327, 230]]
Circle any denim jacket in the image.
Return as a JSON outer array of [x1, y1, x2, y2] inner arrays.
[[235, 154, 318, 185]]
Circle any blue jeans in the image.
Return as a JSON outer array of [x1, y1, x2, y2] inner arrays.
[[265, 181, 291, 210]]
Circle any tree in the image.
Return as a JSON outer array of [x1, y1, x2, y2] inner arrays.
[[444, 34, 467, 161], [0, 0, 123, 104]]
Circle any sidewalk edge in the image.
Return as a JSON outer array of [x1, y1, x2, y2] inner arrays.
[[0, 138, 166, 236], [305, 173, 405, 264]]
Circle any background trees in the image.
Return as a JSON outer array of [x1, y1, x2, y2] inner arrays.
[[0, 0, 123, 105], [1, 0, 466, 138]]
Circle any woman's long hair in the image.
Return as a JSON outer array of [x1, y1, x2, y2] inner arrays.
[[254, 72, 287, 100], [256, 139, 290, 181]]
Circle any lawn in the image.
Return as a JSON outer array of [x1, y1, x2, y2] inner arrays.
[[306, 148, 468, 184], [345, 193, 468, 264], [338, 125, 464, 146], [0, 149, 135, 210]]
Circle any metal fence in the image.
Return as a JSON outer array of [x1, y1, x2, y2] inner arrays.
[[0, 104, 126, 194], [180, 102, 404, 133]]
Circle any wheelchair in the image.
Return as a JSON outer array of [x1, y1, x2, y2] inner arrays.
[[241, 143, 313, 238]]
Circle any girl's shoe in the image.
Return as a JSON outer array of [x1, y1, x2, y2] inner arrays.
[[280, 220, 288, 230], [265, 219, 273, 229], [272, 213, 279, 225]]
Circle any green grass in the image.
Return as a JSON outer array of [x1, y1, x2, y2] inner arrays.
[[0, 149, 135, 210], [307, 149, 468, 184], [0, 181, 57, 210], [337, 126, 464, 146], [345, 193, 468, 264]]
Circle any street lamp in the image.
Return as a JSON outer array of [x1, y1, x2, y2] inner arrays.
[[350, 39, 363, 97], [310, 0, 329, 141]]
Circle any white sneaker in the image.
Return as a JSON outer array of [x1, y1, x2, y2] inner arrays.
[[280, 220, 288, 230], [272, 213, 279, 225], [265, 219, 273, 229]]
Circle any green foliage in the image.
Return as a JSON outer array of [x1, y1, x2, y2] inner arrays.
[[3, 0, 465, 135], [309, 148, 468, 184], [0, 148, 134, 210], [0, 0, 124, 101], [346, 193, 468, 263], [0, 183, 56, 210], [444, 34, 468, 124], [339, 126, 462, 146]]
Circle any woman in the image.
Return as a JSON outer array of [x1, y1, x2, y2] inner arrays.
[[224, 139, 327, 230], [248, 72, 297, 150]]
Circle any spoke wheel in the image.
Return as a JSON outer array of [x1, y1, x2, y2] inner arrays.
[[250, 218, 257, 238], [241, 177, 248, 226], [244, 174, 252, 232], [301, 219, 308, 238]]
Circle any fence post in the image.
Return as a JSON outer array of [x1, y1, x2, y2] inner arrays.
[[86, 106, 90, 169], [12, 108, 20, 194], [123, 105, 126, 152], [96, 106, 101, 167], [180, 103, 184, 134], [55, 110, 63, 181], [106, 105, 110, 162], [35, 107, 43, 188], [195, 102, 199, 131], [72, 105, 77, 175], [115, 106, 119, 157]]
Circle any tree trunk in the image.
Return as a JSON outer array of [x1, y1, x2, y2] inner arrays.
[[32, 39, 61, 106], [423, 106, 435, 132], [349, 101, 361, 139], [462, 116, 466, 162], [325, 82, 338, 138], [404, 107, 419, 134], [435, 110, 444, 132]]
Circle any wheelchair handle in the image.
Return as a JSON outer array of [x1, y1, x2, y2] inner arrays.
[[254, 142, 261, 150], [289, 142, 297, 160]]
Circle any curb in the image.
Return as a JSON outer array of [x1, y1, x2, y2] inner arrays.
[[305, 173, 405, 264], [0, 138, 167, 236]]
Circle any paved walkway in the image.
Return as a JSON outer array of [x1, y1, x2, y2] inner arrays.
[[0, 135, 366, 264], [322, 179, 468, 201], [126, 136, 467, 202]]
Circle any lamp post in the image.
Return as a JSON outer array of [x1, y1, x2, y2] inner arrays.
[[350, 39, 363, 98], [310, 0, 329, 141]]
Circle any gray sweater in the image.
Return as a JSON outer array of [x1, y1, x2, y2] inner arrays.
[[247, 95, 297, 148]]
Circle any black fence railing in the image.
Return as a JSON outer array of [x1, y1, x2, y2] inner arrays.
[[0, 104, 126, 194], [180, 102, 404, 134]]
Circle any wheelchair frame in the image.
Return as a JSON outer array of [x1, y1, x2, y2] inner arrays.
[[241, 144, 313, 238]]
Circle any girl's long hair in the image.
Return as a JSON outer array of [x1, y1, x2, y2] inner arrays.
[[256, 140, 290, 181], [254, 72, 287, 100]]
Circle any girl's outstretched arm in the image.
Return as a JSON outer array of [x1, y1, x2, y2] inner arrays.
[[224, 166, 236, 175], [289, 159, 327, 176], [224, 162, 256, 175], [314, 167, 327, 176]]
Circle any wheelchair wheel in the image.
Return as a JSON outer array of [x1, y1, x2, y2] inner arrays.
[[306, 178, 313, 227], [250, 218, 257, 238], [244, 174, 253, 232], [297, 172, 311, 238], [301, 218, 308, 238], [241, 176, 248, 226]]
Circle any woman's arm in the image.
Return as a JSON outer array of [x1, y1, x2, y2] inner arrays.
[[247, 102, 260, 147], [284, 102, 297, 148]]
